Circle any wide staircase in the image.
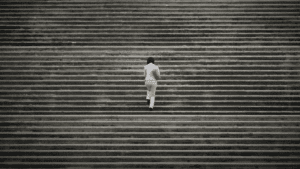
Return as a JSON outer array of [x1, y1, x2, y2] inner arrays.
[[1, 0, 300, 168]]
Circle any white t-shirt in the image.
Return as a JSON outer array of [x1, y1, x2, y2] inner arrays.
[[144, 63, 160, 81]]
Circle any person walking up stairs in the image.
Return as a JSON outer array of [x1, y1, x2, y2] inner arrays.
[[144, 57, 161, 111]]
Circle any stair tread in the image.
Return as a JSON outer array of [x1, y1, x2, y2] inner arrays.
[[1, 131, 299, 134], [3, 127, 299, 132], [2, 143, 300, 146], [3, 105, 299, 107], [2, 12, 299, 16], [0, 45, 300, 47], [2, 100, 298, 102], [1, 111, 298, 114], [3, 0, 299, 2], [0, 84, 297, 87], [2, 65, 299, 68], [2, 161, 300, 165], [1, 68, 300, 70], [2, 114, 299, 117], [2, 137, 299, 140], [3, 120, 299, 123], [1, 59, 297, 61], [0, 89, 300, 93], [2, 80, 299, 82], [2, 156, 299, 158], [3, 95, 298, 97], [2, 75, 299, 78], [4, 28, 300, 30], [1, 8, 299, 10]]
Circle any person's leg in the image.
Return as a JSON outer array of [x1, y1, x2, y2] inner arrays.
[[149, 82, 157, 109], [145, 82, 151, 105]]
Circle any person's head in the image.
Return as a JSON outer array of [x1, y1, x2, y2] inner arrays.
[[147, 57, 155, 64]]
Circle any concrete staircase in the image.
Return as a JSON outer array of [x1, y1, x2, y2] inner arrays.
[[1, 0, 300, 168]]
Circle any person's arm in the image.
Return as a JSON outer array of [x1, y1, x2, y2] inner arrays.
[[144, 67, 147, 80], [155, 67, 161, 80]]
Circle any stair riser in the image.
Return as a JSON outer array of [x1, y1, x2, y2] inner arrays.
[[2, 107, 299, 111], [2, 86, 299, 90], [2, 151, 300, 157], [2, 115, 299, 121], [1, 102, 299, 107], [1, 158, 300, 163], [3, 121, 300, 126], [2, 128, 300, 132], [1, 139, 299, 144], [1, 133, 298, 139]]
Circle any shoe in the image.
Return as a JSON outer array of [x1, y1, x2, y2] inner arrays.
[[147, 99, 150, 105], [149, 108, 153, 111]]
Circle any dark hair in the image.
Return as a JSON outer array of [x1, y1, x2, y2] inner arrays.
[[147, 57, 155, 64]]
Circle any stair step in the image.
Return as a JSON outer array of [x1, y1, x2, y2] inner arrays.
[[1, 65, 299, 69], [3, 0, 299, 3], [2, 89, 299, 92], [3, 37, 298, 41], [2, 95, 298, 100], [1, 8, 299, 12], [2, 157, 300, 166], [1, 60, 297, 63], [2, 126, 300, 133], [1, 45, 299, 48], [3, 2, 298, 5], [2, 38, 299, 41], [1, 114, 299, 119], [1, 111, 299, 115], [3, 120, 299, 126], [2, 13, 300, 17], [3, 95, 297, 100], [3, 23, 299, 27], [2, 72, 298, 76], [1, 161, 299, 169], [1, 143, 299, 150], [1, 34, 299, 39], [2, 20, 299, 24], [1, 84, 297, 87], [1, 80, 299, 86], [3, 27, 299, 30], [2, 52, 297, 56], [1, 85, 298, 90], [1, 65, 298, 68], [2, 12, 299, 16], [1, 155, 297, 159], [2, 137, 299, 143], [1, 42, 299, 46], [0, 45, 300, 48], [1, 129, 299, 135], [1, 86, 298, 90], [2, 106, 299, 112], [1, 132, 299, 139], [1, 75, 298, 80], [2, 100, 298, 105], [0, 55, 298, 59], [3, 23, 299, 26]]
